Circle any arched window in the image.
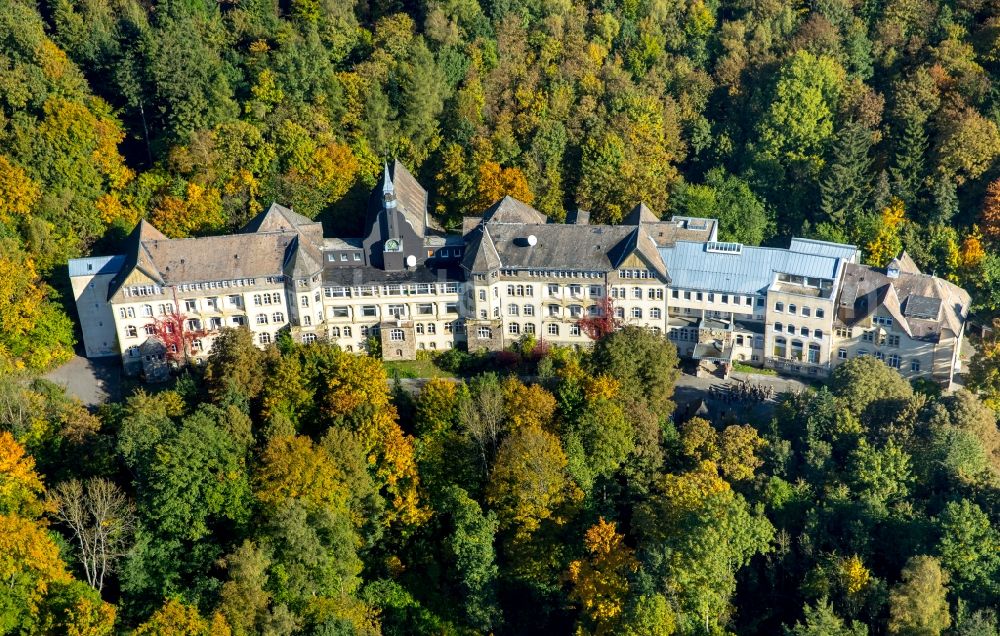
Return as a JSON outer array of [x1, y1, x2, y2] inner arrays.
[[272, 312, 284, 323], [808, 343, 821, 363], [773, 336, 786, 358], [415, 323, 424, 334], [343, 326, 352, 337], [427, 323, 436, 335], [330, 326, 340, 337], [791, 340, 804, 361], [253, 294, 262, 306], [508, 322, 520, 335], [774, 322, 783, 332]]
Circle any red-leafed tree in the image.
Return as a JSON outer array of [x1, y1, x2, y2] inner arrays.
[[578, 294, 622, 340], [146, 311, 207, 364]]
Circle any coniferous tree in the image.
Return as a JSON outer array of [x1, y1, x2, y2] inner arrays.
[[820, 119, 874, 229], [890, 115, 929, 211]]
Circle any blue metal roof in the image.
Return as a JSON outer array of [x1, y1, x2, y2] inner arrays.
[[658, 241, 843, 294], [788, 237, 859, 262], [68, 255, 125, 277]]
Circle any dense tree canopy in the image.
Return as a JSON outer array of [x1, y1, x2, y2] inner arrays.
[[1, 0, 1000, 631]]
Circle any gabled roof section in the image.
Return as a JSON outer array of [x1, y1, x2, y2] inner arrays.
[[139, 337, 166, 355], [608, 227, 669, 279], [481, 196, 548, 225], [389, 159, 441, 234], [890, 251, 921, 275], [462, 225, 502, 272], [284, 234, 323, 279], [243, 202, 317, 234], [837, 262, 971, 340], [108, 220, 167, 298], [623, 202, 659, 225]]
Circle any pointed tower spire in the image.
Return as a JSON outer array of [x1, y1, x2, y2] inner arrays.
[[382, 160, 397, 210], [382, 160, 394, 195]]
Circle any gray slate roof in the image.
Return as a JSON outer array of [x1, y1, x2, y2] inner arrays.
[[624, 203, 659, 224], [837, 262, 970, 339], [658, 241, 843, 295], [464, 222, 668, 277]]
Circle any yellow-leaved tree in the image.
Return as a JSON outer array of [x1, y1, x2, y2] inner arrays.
[[0, 156, 41, 225], [150, 182, 226, 238], [567, 518, 639, 634], [134, 598, 230, 636], [866, 198, 906, 267], [473, 160, 534, 211], [0, 238, 74, 372], [325, 351, 427, 529], [0, 432, 116, 634]]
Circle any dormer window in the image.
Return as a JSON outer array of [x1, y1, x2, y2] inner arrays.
[[385, 239, 401, 252]]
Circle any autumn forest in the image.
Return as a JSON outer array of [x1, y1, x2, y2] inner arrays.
[[2, 0, 1000, 633]]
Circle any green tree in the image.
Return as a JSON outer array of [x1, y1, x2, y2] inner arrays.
[[636, 462, 774, 633], [888, 556, 950, 636], [819, 120, 873, 231], [670, 169, 771, 245], [590, 326, 680, 419], [438, 486, 501, 632], [203, 327, 268, 402], [936, 499, 1000, 605], [831, 356, 913, 417], [758, 50, 846, 176], [787, 597, 867, 636]]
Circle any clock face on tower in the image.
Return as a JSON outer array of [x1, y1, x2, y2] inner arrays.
[[385, 239, 401, 252]]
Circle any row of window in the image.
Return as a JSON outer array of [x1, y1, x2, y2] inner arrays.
[[327, 252, 363, 262], [837, 349, 919, 371], [120, 304, 174, 319], [861, 331, 901, 346], [773, 302, 826, 318], [618, 269, 653, 279], [773, 323, 824, 339], [499, 269, 604, 279], [322, 283, 460, 298], [177, 277, 276, 293], [122, 285, 162, 297], [476, 323, 583, 339], [772, 338, 822, 363], [253, 293, 284, 306], [255, 313, 286, 325], [610, 287, 664, 300], [673, 289, 764, 307]]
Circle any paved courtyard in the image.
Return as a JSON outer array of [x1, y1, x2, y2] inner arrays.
[[44, 355, 123, 408]]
